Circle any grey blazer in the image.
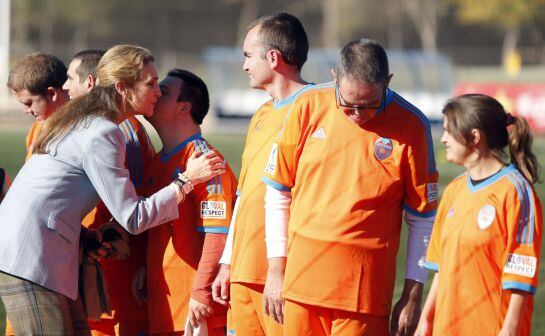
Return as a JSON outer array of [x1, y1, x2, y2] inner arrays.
[[0, 116, 178, 299]]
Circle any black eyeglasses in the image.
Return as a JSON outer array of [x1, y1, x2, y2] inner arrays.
[[335, 82, 386, 112]]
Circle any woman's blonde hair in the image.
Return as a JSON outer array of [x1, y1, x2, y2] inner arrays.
[[34, 45, 154, 154]]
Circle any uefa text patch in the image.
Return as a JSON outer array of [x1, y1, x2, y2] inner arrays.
[[427, 183, 438, 202], [201, 201, 226, 219], [504, 253, 537, 278], [264, 143, 278, 174]]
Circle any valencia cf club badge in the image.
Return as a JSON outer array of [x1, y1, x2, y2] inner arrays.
[[374, 137, 393, 161]]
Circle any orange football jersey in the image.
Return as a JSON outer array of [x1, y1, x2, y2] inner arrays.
[[145, 133, 237, 333], [425, 165, 542, 335], [230, 84, 313, 285], [262, 83, 438, 315], [25, 121, 41, 161]]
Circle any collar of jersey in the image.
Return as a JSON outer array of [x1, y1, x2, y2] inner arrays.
[[273, 83, 315, 109], [376, 88, 394, 115], [160, 133, 202, 163], [466, 164, 515, 192]]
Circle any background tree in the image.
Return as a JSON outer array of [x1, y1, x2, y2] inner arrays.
[[450, 0, 545, 66]]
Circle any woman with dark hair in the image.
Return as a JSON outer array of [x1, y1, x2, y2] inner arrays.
[[415, 94, 542, 336], [0, 45, 225, 335]]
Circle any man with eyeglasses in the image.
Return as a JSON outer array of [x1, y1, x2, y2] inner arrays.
[[262, 39, 439, 336]]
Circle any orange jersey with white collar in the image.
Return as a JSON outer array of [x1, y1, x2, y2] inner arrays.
[[262, 83, 438, 315], [425, 165, 542, 336], [145, 134, 237, 333], [231, 84, 313, 284]]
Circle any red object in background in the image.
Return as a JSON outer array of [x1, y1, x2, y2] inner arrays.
[[455, 83, 545, 133]]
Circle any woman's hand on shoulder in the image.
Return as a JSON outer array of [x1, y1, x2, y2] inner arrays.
[[185, 150, 226, 185]]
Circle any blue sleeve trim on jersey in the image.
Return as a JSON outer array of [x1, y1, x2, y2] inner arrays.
[[502, 281, 537, 294], [197, 226, 229, 234], [392, 93, 437, 174], [119, 120, 143, 188], [403, 204, 437, 218], [424, 261, 439, 272], [261, 176, 291, 192], [236, 189, 241, 196], [506, 168, 536, 245]]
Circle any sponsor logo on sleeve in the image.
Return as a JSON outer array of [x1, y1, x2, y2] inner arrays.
[[264, 143, 278, 174], [374, 137, 393, 160], [504, 253, 537, 278], [427, 183, 439, 202], [477, 204, 496, 230], [201, 201, 226, 219]]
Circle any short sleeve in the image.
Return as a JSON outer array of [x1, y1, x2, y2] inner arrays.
[[190, 140, 237, 234], [402, 116, 439, 218], [261, 99, 306, 191], [424, 186, 453, 272], [501, 179, 542, 294]]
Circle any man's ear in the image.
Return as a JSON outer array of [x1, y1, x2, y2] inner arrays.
[[385, 74, 393, 86], [331, 68, 337, 81], [44, 87, 59, 102], [178, 101, 192, 116], [266, 49, 280, 69], [87, 75, 97, 91]]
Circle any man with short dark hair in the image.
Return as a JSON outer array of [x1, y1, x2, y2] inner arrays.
[[7, 52, 69, 160], [211, 11, 312, 336], [63, 49, 104, 99], [141, 68, 237, 335], [262, 38, 438, 335]]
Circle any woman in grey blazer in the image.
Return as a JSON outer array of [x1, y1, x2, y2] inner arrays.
[[0, 45, 225, 335]]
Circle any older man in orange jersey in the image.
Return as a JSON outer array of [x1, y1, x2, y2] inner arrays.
[[262, 39, 439, 336]]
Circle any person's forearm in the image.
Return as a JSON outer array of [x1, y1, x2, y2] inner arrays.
[[501, 291, 529, 333], [405, 212, 434, 282], [191, 233, 227, 305], [401, 278, 423, 303], [219, 196, 239, 264], [264, 185, 291, 258]]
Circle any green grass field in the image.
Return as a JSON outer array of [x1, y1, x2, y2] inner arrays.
[[0, 127, 544, 334]]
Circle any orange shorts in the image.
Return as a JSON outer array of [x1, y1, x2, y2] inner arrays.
[[227, 283, 282, 336], [88, 312, 148, 336], [151, 320, 225, 336], [284, 299, 389, 336], [4, 318, 13, 335]]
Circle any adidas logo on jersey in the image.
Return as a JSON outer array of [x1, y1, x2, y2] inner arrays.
[[311, 127, 326, 139]]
